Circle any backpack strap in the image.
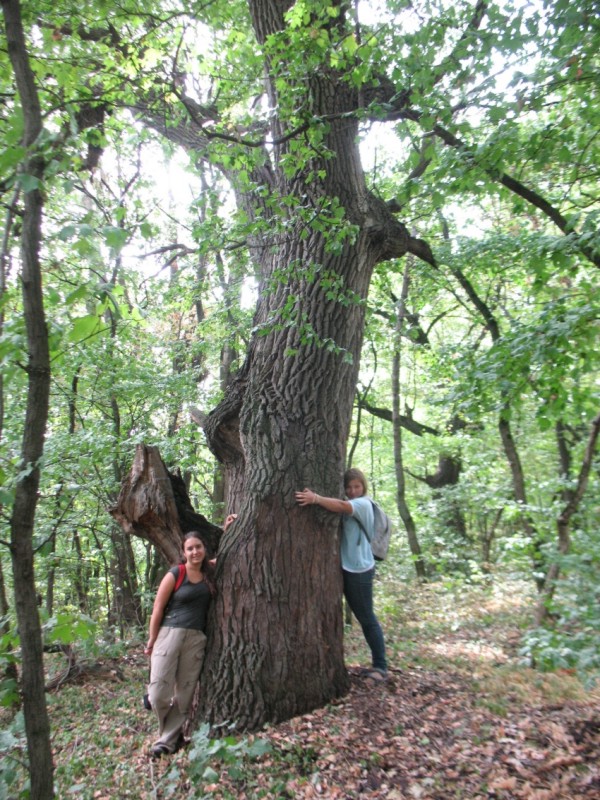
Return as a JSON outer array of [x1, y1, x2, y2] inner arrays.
[[174, 563, 186, 591], [159, 564, 187, 625], [354, 507, 373, 546]]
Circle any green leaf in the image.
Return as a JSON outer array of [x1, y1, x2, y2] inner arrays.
[[139, 221, 154, 239], [44, 612, 96, 645], [58, 224, 77, 241], [0, 488, 14, 505], [0, 145, 26, 176], [202, 766, 219, 781], [65, 285, 90, 305], [17, 173, 41, 192], [68, 315, 102, 343], [102, 226, 129, 252], [488, 107, 507, 123]]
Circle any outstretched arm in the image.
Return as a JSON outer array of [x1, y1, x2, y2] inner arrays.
[[295, 488, 352, 515]]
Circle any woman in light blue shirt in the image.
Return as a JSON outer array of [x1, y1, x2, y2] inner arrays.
[[296, 468, 388, 681]]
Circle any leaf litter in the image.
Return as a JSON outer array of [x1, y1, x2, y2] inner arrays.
[[34, 581, 600, 797], [118, 653, 599, 799]]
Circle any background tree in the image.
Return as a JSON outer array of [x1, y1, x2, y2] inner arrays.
[[2, 0, 54, 795]]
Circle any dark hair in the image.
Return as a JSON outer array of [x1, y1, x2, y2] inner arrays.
[[343, 468, 368, 495], [181, 531, 216, 596]]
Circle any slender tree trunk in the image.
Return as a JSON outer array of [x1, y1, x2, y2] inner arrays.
[[101, 266, 142, 626], [480, 508, 503, 571], [2, 0, 53, 795], [498, 413, 545, 589], [46, 377, 79, 615], [0, 137, 18, 688], [214, 248, 240, 519], [393, 262, 426, 577], [108, 526, 143, 629], [440, 212, 545, 588], [555, 419, 576, 504], [0, 561, 18, 687], [347, 388, 366, 469], [535, 412, 600, 625], [45, 531, 56, 616], [70, 528, 88, 610]]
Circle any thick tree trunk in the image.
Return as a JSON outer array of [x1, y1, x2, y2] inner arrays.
[[193, 0, 416, 731], [199, 233, 372, 728]]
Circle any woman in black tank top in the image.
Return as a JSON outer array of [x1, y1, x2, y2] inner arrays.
[[144, 531, 216, 758]]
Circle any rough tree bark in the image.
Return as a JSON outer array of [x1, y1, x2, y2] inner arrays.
[[185, 0, 439, 731]]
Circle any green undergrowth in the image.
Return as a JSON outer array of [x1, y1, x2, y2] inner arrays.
[[1, 575, 598, 798], [348, 571, 598, 710]]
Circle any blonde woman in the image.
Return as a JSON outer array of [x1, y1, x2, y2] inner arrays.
[[296, 468, 388, 681]]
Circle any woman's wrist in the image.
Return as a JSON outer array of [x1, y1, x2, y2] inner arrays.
[[313, 493, 319, 505]]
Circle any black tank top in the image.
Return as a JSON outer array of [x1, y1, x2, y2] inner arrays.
[[162, 567, 212, 632]]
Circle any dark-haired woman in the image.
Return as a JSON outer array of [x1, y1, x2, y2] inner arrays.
[[296, 468, 388, 681], [144, 531, 217, 758]]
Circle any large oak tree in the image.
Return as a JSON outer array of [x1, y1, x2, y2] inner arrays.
[[115, 0, 435, 729]]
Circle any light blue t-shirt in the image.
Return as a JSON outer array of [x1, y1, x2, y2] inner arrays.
[[340, 496, 375, 573]]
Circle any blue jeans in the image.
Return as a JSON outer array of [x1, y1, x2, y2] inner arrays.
[[343, 568, 387, 673]]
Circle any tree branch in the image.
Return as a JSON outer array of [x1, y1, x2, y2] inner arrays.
[[357, 398, 439, 437]]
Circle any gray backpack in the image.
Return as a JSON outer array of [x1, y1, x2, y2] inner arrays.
[[355, 500, 394, 561]]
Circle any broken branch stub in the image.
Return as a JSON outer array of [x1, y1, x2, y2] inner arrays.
[[109, 443, 222, 564]]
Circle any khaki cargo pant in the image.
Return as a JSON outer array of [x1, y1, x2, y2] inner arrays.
[[148, 626, 207, 752]]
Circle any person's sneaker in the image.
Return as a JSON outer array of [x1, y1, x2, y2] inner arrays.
[[363, 669, 387, 682], [151, 744, 171, 759]]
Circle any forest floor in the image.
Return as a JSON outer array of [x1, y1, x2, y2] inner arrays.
[[4, 575, 600, 799]]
